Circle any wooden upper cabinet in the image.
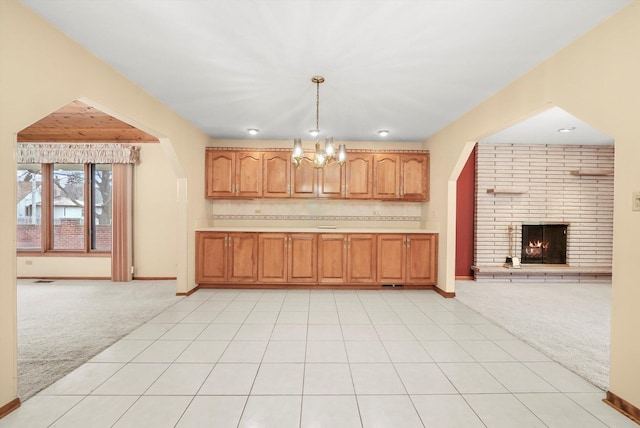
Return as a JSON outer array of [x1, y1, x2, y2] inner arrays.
[[401, 153, 429, 201], [346, 154, 373, 199], [205, 150, 262, 198], [317, 161, 345, 198], [373, 154, 401, 199], [206, 149, 429, 201], [206, 151, 235, 198], [235, 152, 262, 198], [291, 156, 317, 198], [263, 152, 291, 198]]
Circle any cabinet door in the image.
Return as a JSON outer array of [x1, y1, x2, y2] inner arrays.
[[406, 234, 438, 284], [318, 234, 347, 283], [258, 233, 288, 283], [228, 233, 258, 282], [291, 156, 317, 198], [288, 234, 317, 283], [236, 152, 262, 198], [205, 151, 235, 198], [377, 234, 406, 284], [317, 161, 344, 198], [347, 234, 377, 283], [373, 154, 400, 199], [263, 152, 291, 198], [346, 154, 373, 199], [196, 232, 228, 283], [401, 153, 429, 201]]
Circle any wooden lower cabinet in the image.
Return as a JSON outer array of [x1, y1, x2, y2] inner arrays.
[[378, 233, 438, 285], [318, 234, 347, 283], [196, 232, 227, 283], [197, 231, 436, 287], [406, 234, 437, 284], [196, 232, 257, 283], [377, 234, 406, 284], [347, 234, 377, 283], [258, 233, 317, 283]]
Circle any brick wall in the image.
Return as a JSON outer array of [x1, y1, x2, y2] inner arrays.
[[475, 143, 613, 267], [17, 219, 112, 251]]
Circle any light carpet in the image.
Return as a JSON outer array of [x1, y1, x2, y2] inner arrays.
[[18, 279, 183, 400], [455, 279, 610, 390]]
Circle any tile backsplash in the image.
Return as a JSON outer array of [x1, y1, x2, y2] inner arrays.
[[209, 199, 422, 228]]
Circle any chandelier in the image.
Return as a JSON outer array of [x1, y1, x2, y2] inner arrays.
[[292, 76, 347, 169]]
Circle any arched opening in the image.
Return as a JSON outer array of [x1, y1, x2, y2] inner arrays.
[[454, 106, 615, 390], [14, 99, 186, 401]]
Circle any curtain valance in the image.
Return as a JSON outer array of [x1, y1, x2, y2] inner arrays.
[[17, 143, 140, 164]]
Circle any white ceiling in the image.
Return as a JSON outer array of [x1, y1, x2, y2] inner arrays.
[[21, 0, 629, 143], [480, 107, 614, 145]]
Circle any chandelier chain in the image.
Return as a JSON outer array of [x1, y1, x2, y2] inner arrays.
[[315, 79, 320, 133]]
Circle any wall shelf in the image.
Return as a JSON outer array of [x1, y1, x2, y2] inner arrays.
[[569, 169, 614, 176], [486, 187, 528, 195]]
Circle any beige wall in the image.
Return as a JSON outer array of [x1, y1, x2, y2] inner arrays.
[[16, 257, 111, 278], [426, 0, 640, 409], [0, 0, 211, 407], [133, 144, 179, 278]]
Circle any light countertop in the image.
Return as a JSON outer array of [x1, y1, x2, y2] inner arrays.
[[196, 227, 438, 234]]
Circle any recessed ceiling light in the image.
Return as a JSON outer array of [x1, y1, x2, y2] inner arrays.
[[247, 128, 259, 135], [557, 127, 576, 133], [377, 130, 390, 137]]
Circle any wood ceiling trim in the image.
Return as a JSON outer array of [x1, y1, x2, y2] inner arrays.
[[18, 100, 159, 143]]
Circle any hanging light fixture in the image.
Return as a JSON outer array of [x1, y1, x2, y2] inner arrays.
[[292, 76, 347, 168]]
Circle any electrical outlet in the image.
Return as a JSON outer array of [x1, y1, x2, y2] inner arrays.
[[25, 260, 33, 266], [633, 192, 640, 211]]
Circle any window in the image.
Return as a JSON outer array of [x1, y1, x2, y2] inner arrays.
[[17, 163, 113, 253], [16, 164, 42, 250]]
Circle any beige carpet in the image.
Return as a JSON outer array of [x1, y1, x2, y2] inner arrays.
[[17, 279, 183, 400], [455, 279, 610, 390]]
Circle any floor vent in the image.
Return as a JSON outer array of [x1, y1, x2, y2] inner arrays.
[[382, 284, 403, 288]]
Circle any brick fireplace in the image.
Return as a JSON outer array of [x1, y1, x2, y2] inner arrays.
[[473, 143, 613, 281]]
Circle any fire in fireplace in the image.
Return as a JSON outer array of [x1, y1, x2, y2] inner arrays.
[[521, 224, 567, 264]]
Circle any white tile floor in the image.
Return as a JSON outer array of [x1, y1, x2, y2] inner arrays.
[[2, 289, 637, 428]]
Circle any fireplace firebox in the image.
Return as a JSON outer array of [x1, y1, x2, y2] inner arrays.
[[521, 224, 568, 264]]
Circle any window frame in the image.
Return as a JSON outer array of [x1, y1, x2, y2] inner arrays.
[[17, 162, 112, 256]]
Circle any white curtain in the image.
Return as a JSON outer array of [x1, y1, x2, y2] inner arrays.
[[17, 143, 140, 164]]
